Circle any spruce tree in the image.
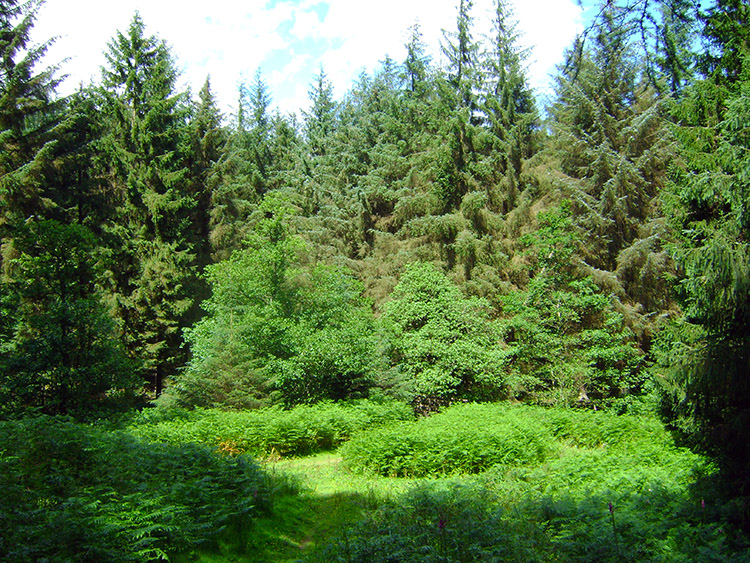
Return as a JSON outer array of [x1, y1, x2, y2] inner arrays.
[[662, 0, 750, 522], [187, 77, 225, 271], [99, 13, 197, 394], [209, 71, 301, 259], [0, 0, 64, 264], [479, 0, 539, 213], [441, 0, 479, 118], [550, 7, 672, 272], [1, 221, 138, 416]]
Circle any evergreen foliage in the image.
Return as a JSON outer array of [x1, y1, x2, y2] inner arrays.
[[0, 221, 138, 417], [98, 14, 201, 394], [659, 0, 750, 521], [549, 7, 673, 273], [0, 0, 65, 260], [499, 205, 644, 408], [383, 262, 505, 406]]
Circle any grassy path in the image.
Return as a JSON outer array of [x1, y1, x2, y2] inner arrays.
[[235, 453, 413, 562]]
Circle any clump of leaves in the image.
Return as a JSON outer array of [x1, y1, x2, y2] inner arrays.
[[169, 195, 382, 408]]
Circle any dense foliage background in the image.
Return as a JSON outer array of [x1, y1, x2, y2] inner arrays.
[[1, 0, 749, 558]]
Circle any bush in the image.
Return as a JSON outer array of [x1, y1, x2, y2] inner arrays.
[[127, 399, 414, 458], [382, 263, 506, 404], [341, 403, 694, 478], [0, 416, 274, 561], [341, 403, 555, 477]]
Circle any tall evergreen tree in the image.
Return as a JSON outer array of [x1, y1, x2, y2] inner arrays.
[[404, 22, 430, 98], [480, 0, 539, 212], [187, 77, 225, 271], [99, 13, 197, 394], [303, 68, 337, 159], [550, 7, 672, 272], [0, 0, 64, 265], [441, 0, 479, 116], [209, 71, 301, 259], [661, 0, 750, 524]]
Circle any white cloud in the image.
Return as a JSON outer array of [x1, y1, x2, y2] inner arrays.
[[31, 0, 583, 118]]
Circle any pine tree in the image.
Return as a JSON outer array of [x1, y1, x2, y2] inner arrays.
[[479, 0, 539, 213], [404, 22, 430, 98], [0, 0, 64, 265], [209, 71, 301, 259], [662, 0, 750, 522], [303, 68, 337, 161], [550, 7, 672, 272], [99, 13, 197, 394], [187, 77, 225, 272], [441, 0, 479, 117]]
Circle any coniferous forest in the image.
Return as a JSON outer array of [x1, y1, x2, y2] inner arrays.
[[1, 0, 750, 560]]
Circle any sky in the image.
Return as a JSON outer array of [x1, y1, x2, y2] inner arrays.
[[32, 0, 585, 119]]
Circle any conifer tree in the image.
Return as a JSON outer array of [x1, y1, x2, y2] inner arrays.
[[441, 0, 479, 117], [209, 71, 301, 259], [303, 69, 337, 160], [0, 0, 64, 265], [404, 22, 430, 98], [1, 221, 138, 416], [99, 13, 197, 394], [187, 77, 225, 272], [661, 0, 750, 521], [550, 7, 672, 272], [480, 0, 539, 212]]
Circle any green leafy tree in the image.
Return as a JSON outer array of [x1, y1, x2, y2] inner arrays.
[[382, 262, 505, 407], [500, 205, 643, 408], [165, 195, 379, 408]]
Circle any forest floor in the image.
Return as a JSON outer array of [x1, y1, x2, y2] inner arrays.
[[233, 453, 415, 562]]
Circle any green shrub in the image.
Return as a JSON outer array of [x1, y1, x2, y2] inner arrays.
[[0, 416, 274, 561], [127, 399, 414, 457], [382, 262, 507, 404], [341, 403, 555, 477], [341, 403, 697, 478]]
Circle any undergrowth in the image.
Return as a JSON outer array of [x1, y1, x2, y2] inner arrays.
[[0, 416, 283, 561], [124, 399, 413, 458], [314, 404, 750, 562], [340, 403, 674, 477]]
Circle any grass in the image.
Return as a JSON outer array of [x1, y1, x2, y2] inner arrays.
[[236, 453, 418, 562]]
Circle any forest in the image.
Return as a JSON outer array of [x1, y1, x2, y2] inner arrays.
[[1, 0, 749, 560]]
